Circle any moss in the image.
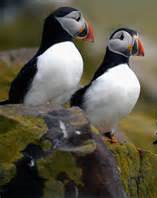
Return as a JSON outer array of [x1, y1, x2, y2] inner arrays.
[[43, 180, 64, 198], [107, 141, 157, 198], [0, 115, 18, 134], [0, 163, 16, 186], [108, 143, 140, 198], [71, 139, 96, 156], [90, 125, 100, 135], [0, 107, 47, 186], [37, 150, 82, 198], [40, 140, 52, 152], [138, 151, 157, 198]]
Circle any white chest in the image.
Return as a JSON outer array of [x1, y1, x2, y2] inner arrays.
[[84, 64, 140, 127], [24, 42, 83, 106]]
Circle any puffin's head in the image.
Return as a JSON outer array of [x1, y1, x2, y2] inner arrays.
[[45, 7, 94, 42], [107, 28, 144, 57]]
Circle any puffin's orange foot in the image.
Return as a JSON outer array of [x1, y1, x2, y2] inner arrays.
[[104, 136, 118, 144], [103, 132, 118, 144], [109, 136, 118, 144]]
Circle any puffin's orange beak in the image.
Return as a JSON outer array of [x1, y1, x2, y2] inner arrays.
[[85, 21, 95, 42], [131, 36, 144, 56], [137, 38, 144, 56], [77, 20, 95, 42]]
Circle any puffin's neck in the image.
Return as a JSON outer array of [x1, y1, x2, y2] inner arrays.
[[102, 48, 129, 69], [36, 17, 73, 56], [91, 48, 129, 81]]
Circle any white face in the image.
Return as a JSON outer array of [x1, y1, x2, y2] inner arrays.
[[108, 30, 135, 57], [55, 10, 87, 38]]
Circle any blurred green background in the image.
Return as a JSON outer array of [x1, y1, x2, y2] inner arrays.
[[0, 0, 157, 153]]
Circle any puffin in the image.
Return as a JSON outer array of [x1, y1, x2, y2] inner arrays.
[[0, 7, 94, 106], [71, 28, 144, 142]]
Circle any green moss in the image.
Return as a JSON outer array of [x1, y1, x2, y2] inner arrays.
[[40, 140, 52, 152], [0, 163, 16, 186], [71, 139, 96, 156], [43, 180, 64, 198], [37, 150, 82, 198], [138, 151, 157, 198], [90, 125, 100, 135], [0, 107, 47, 186], [110, 143, 140, 198], [107, 141, 157, 198], [0, 115, 18, 134]]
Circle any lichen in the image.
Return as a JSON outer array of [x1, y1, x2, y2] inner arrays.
[[90, 125, 100, 135], [137, 151, 157, 198], [43, 179, 64, 198], [37, 150, 82, 198], [108, 141, 157, 198], [40, 139, 52, 152], [70, 139, 97, 156], [0, 107, 47, 186], [109, 143, 140, 198], [0, 163, 16, 186]]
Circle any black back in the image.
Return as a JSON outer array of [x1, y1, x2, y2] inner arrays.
[[70, 84, 91, 108], [38, 10, 73, 55], [91, 48, 129, 81], [8, 58, 37, 103], [70, 48, 129, 108]]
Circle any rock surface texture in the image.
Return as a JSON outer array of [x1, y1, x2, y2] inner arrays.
[[0, 104, 156, 198]]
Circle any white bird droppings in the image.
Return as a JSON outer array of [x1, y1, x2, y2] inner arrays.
[[59, 121, 68, 138], [75, 131, 81, 135], [29, 159, 35, 167]]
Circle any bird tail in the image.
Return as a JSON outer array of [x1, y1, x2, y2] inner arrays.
[[0, 100, 10, 105]]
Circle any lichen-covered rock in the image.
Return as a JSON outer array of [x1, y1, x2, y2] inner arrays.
[[108, 142, 157, 198], [37, 150, 82, 198], [0, 105, 47, 186], [0, 104, 125, 198], [0, 104, 157, 198]]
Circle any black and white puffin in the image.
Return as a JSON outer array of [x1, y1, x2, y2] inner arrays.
[[0, 7, 94, 106], [71, 28, 144, 142]]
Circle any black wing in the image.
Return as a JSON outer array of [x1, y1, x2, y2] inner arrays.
[[70, 84, 91, 108], [8, 58, 37, 104]]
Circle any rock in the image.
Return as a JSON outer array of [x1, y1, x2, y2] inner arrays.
[[108, 143, 157, 198], [0, 104, 157, 198], [0, 104, 47, 187], [0, 104, 125, 198]]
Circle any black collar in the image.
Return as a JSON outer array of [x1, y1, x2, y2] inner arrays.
[[92, 48, 129, 81], [36, 17, 72, 56]]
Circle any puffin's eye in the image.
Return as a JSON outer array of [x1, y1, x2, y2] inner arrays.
[[76, 15, 81, 22], [119, 33, 124, 40]]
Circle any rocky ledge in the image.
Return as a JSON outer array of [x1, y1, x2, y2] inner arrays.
[[0, 104, 157, 198]]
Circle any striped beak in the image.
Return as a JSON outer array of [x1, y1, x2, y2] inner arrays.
[[130, 35, 144, 56], [77, 20, 95, 42]]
